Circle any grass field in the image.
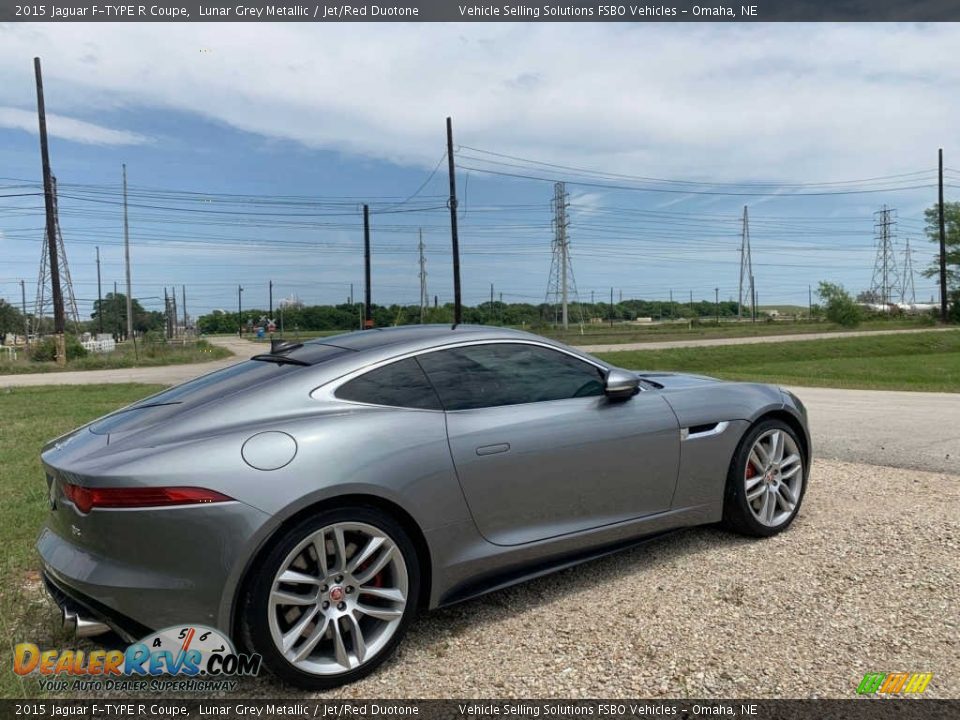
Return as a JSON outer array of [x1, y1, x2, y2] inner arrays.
[[542, 317, 936, 346], [596, 330, 960, 392], [0, 340, 231, 375], [0, 384, 163, 698]]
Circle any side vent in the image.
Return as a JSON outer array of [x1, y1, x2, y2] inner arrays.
[[680, 421, 730, 441]]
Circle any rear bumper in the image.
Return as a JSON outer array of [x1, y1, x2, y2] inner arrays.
[[42, 569, 148, 642], [37, 499, 271, 636]]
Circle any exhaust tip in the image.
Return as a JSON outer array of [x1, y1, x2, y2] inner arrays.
[[61, 608, 77, 635], [62, 607, 110, 638], [76, 616, 111, 638]]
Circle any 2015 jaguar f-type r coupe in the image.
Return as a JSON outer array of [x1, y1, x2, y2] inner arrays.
[[39, 325, 810, 688]]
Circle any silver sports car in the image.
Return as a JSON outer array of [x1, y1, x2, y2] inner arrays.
[[38, 325, 810, 688]]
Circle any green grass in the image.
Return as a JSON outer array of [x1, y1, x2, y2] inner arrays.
[[542, 317, 936, 346], [596, 330, 960, 392], [245, 329, 345, 343], [0, 384, 163, 698], [0, 340, 231, 375]]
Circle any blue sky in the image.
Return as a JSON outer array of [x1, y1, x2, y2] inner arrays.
[[1, 22, 957, 320]]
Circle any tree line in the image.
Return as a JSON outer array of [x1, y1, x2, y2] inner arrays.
[[197, 298, 746, 334]]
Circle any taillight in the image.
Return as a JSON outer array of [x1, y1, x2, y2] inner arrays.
[[62, 483, 233, 514]]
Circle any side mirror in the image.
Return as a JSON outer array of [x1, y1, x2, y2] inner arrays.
[[604, 368, 640, 400]]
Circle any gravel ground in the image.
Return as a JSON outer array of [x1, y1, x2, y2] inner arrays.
[[312, 458, 958, 699], [24, 458, 958, 700]]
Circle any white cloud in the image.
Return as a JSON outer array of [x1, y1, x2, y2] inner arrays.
[[0, 23, 957, 180], [0, 105, 149, 145]]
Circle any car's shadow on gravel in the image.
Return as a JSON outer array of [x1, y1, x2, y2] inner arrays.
[[400, 524, 757, 656]]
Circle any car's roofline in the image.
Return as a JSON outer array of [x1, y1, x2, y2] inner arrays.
[[304, 324, 583, 357]]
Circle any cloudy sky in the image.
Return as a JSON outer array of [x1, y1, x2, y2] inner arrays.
[[0, 22, 957, 318]]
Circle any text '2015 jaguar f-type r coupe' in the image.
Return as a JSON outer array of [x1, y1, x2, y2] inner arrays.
[[38, 325, 810, 688]]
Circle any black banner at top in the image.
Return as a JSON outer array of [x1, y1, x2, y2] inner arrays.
[[2, 0, 960, 23]]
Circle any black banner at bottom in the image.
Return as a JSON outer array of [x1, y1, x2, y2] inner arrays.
[[1, 700, 958, 720]]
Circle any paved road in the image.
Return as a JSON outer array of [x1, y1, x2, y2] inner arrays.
[[2, 334, 956, 474], [786, 385, 959, 476], [576, 325, 958, 353], [0, 336, 255, 387]]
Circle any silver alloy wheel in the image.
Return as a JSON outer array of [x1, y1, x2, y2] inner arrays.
[[267, 521, 408, 676], [744, 429, 803, 527]]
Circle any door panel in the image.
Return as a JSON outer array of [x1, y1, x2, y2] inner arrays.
[[444, 393, 680, 546]]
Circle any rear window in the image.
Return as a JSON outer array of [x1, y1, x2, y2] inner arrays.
[[335, 358, 442, 410], [129, 343, 352, 408]]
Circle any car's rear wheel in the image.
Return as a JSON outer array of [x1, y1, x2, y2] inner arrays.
[[242, 506, 419, 689], [722, 419, 806, 537]]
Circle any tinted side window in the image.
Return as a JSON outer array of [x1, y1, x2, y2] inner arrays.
[[418, 343, 605, 411], [336, 358, 442, 410]]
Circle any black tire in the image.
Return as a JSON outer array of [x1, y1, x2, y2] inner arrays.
[[241, 505, 420, 690], [722, 418, 807, 537]]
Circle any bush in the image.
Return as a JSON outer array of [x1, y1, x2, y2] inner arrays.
[[950, 289, 960, 324], [29, 334, 88, 362], [817, 282, 862, 328]]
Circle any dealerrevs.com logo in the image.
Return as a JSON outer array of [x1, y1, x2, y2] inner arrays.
[[14, 625, 261, 692]]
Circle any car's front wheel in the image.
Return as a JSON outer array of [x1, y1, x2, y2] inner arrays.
[[722, 419, 807, 537], [242, 506, 419, 689]]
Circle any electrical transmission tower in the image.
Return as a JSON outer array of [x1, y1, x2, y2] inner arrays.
[[900, 238, 917, 305], [34, 176, 80, 335], [870, 206, 902, 306], [545, 182, 583, 330], [418, 229, 427, 323], [738, 205, 755, 320]]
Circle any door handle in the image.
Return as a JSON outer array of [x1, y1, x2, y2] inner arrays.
[[476, 443, 510, 456]]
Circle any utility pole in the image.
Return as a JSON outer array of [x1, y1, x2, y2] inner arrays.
[[689, 290, 693, 314], [560, 188, 568, 329], [170, 286, 178, 338], [237, 285, 243, 336], [609, 287, 614, 328], [418, 229, 427, 324], [182, 285, 187, 332], [268, 280, 273, 322], [363, 203, 372, 328], [715, 287, 720, 325], [95, 246, 103, 335], [122, 164, 133, 342], [808, 285, 813, 318], [163, 287, 170, 339], [669, 289, 674, 319], [738, 205, 754, 320], [446, 117, 462, 324], [34, 57, 66, 365], [20, 279, 29, 347], [938, 148, 948, 321]]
